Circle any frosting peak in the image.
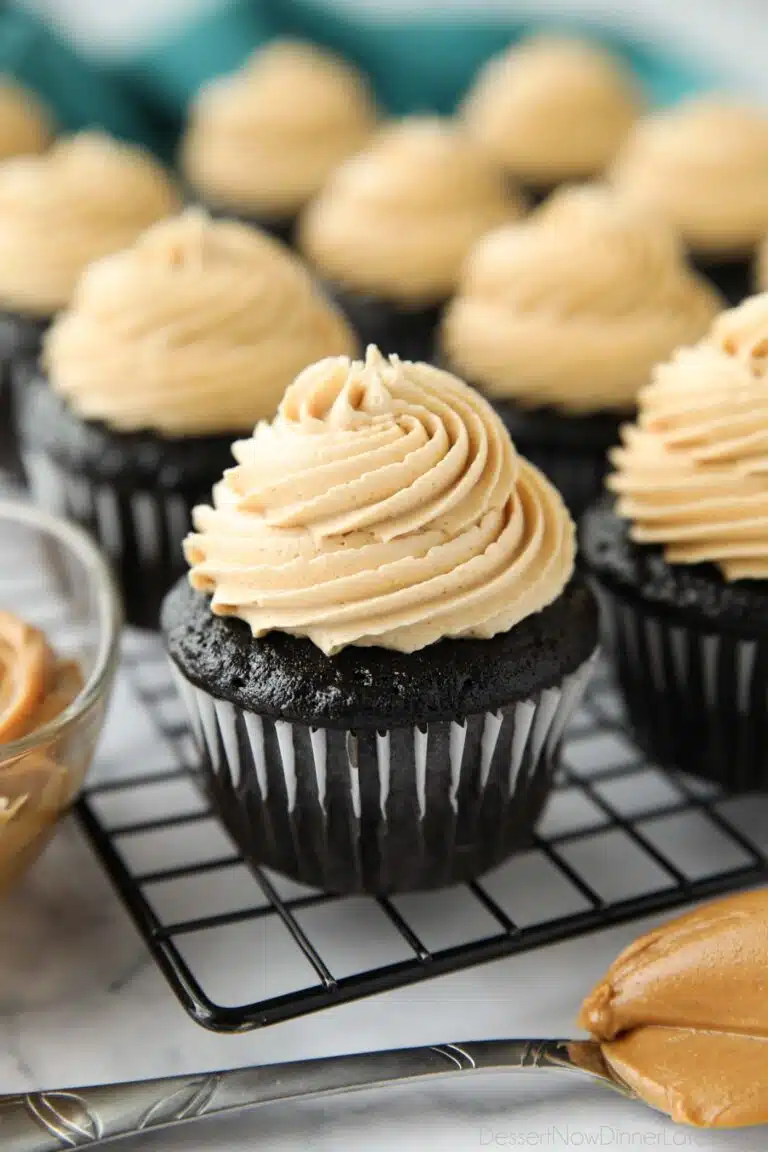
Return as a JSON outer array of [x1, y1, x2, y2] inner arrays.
[[185, 347, 574, 654], [609, 293, 768, 579], [0, 131, 180, 316], [299, 117, 524, 305], [611, 97, 768, 257], [460, 35, 641, 184], [0, 78, 52, 160], [182, 39, 378, 217], [44, 210, 357, 436], [441, 184, 722, 412]]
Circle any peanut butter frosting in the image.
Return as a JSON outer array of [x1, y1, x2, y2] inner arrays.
[[580, 888, 768, 1127], [441, 185, 722, 413], [298, 117, 524, 306], [182, 40, 378, 218], [609, 293, 768, 579], [185, 346, 574, 655], [611, 98, 768, 258], [0, 131, 180, 317], [44, 210, 357, 437], [0, 78, 52, 161], [460, 36, 641, 185]]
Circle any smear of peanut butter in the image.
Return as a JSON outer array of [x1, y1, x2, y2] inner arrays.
[[579, 889, 768, 1127], [0, 611, 83, 889]]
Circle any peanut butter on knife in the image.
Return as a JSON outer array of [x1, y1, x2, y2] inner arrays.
[[579, 889, 768, 1127]]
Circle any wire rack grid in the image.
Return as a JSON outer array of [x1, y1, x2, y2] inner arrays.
[[74, 630, 768, 1034]]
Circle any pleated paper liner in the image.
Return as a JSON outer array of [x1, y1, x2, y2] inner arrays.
[[22, 450, 201, 631], [170, 653, 596, 894], [597, 584, 768, 793], [0, 312, 49, 479]]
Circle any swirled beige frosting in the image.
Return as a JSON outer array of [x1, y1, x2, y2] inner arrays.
[[609, 293, 768, 579], [182, 40, 378, 218], [44, 210, 357, 437], [611, 98, 768, 258], [299, 117, 524, 306], [185, 346, 574, 654], [0, 132, 180, 317], [0, 78, 52, 161], [441, 185, 722, 413], [460, 36, 641, 185]]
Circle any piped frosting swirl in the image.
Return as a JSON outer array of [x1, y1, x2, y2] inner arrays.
[[0, 131, 180, 316], [44, 210, 358, 437], [611, 98, 768, 258], [182, 40, 378, 218], [460, 36, 641, 185], [0, 78, 52, 161], [441, 185, 722, 413], [185, 346, 574, 654], [299, 117, 524, 306], [608, 293, 768, 580]]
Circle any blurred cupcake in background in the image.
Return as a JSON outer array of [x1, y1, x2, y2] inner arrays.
[[0, 132, 179, 474], [757, 232, 768, 294], [611, 98, 768, 306], [181, 40, 378, 243], [581, 294, 768, 793], [163, 346, 598, 893], [441, 185, 722, 515], [299, 116, 524, 361], [18, 210, 357, 629], [460, 35, 642, 202], [0, 77, 53, 160]]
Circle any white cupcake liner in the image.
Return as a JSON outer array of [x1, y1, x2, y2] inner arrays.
[[170, 653, 596, 894], [23, 449, 196, 630], [598, 587, 768, 792]]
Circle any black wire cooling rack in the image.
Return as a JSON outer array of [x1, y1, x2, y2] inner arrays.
[[74, 630, 768, 1035]]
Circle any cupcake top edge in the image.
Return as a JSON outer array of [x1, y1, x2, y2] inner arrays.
[[184, 344, 575, 655], [607, 291, 768, 582], [460, 34, 642, 185], [181, 38, 379, 218], [440, 182, 723, 413], [0, 76, 53, 161], [0, 130, 181, 317], [610, 96, 768, 257], [43, 209, 358, 437], [298, 116, 525, 306]]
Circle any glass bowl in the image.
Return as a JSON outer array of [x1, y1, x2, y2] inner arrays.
[[0, 500, 121, 892]]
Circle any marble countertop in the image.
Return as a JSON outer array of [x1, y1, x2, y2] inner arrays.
[[0, 654, 765, 1151]]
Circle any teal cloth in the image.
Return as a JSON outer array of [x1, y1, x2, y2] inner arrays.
[[1, 0, 716, 159], [0, 4, 170, 156]]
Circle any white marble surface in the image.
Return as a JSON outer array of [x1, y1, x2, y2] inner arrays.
[[0, 654, 764, 1151]]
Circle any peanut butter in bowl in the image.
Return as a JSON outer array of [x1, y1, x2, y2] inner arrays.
[[0, 609, 84, 889]]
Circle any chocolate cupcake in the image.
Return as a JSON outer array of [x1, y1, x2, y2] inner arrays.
[[0, 131, 180, 476], [441, 185, 722, 516], [581, 294, 768, 793], [163, 346, 598, 894], [0, 77, 52, 161], [460, 35, 642, 203], [181, 39, 378, 243], [299, 117, 524, 362], [611, 98, 768, 306], [18, 211, 357, 629]]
